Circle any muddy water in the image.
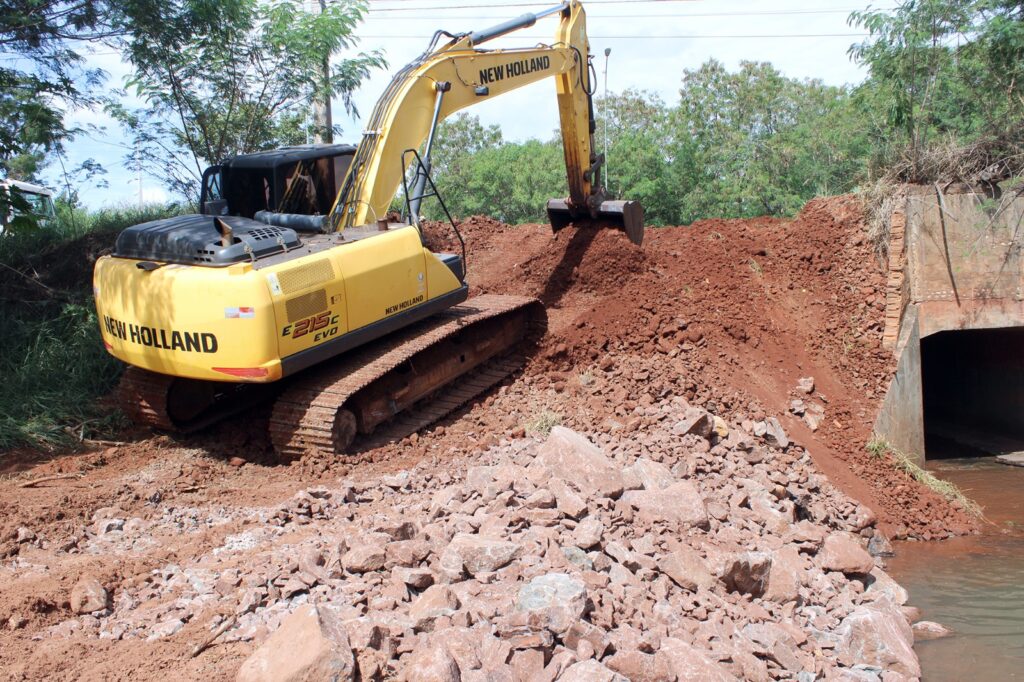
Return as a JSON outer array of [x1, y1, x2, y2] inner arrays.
[[886, 458, 1024, 681]]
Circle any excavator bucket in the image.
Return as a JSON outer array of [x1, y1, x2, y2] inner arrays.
[[546, 198, 645, 246]]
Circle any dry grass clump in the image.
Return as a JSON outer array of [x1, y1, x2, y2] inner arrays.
[[892, 129, 1024, 188], [859, 180, 904, 265], [859, 128, 1024, 264], [527, 408, 563, 437], [867, 438, 982, 516]]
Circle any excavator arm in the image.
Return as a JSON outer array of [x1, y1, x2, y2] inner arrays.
[[327, 0, 643, 245]]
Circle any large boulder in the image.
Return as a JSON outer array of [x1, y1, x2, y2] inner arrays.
[[536, 427, 624, 499], [515, 573, 587, 634], [659, 638, 738, 682], [658, 547, 716, 592], [835, 606, 920, 678], [819, 533, 875, 574], [236, 604, 355, 682], [442, 534, 521, 577], [620, 481, 709, 529]]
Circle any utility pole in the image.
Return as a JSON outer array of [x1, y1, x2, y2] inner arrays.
[[312, 0, 333, 143], [603, 47, 611, 195], [136, 139, 143, 209]]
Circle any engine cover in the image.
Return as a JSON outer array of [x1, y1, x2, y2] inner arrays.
[[114, 214, 301, 266]]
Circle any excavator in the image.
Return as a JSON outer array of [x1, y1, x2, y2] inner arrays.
[[93, 0, 643, 458]]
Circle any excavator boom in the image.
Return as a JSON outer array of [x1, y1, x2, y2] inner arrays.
[[329, 0, 643, 244]]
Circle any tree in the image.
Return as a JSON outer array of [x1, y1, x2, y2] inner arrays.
[[674, 60, 866, 221], [850, 0, 1024, 178], [418, 113, 503, 219], [597, 89, 683, 225], [0, 1, 117, 226], [112, 0, 385, 203]]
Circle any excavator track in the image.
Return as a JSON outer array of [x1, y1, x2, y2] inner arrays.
[[268, 294, 546, 459], [116, 367, 277, 433]]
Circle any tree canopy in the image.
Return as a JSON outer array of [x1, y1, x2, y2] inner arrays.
[[111, 0, 384, 202]]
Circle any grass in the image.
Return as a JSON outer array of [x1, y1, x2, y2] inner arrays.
[[867, 437, 983, 516], [0, 203, 183, 450], [527, 408, 563, 437]]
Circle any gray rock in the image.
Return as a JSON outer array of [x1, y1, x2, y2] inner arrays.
[[561, 546, 594, 571], [764, 417, 789, 449], [515, 573, 587, 634]]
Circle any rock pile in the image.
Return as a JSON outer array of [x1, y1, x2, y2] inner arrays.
[[52, 399, 919, 681]]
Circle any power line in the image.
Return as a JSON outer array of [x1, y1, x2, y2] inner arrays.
[[368, 0, 703, 10], [367, 7, 885, 17], [372, 0, 708, 5], [358, 33, 869, 39]]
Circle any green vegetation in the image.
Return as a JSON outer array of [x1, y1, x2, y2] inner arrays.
[[867, 438, 983, 515], [112, 0, 384, 203], [0, 204, 181, 450], [419, 1, 1024, 226], [424, 63, 873, 226]]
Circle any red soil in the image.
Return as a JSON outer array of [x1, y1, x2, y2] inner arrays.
[[424, 197, 975, 539], [0, 197, 975, 679]]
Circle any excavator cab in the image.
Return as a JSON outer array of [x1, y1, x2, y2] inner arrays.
[[199, 144, 355, 221]]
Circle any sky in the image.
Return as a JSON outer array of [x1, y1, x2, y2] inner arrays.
[[54, 0, 882, 208]]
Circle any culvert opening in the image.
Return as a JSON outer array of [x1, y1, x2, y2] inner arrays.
[[922, 326, 1024, 458]]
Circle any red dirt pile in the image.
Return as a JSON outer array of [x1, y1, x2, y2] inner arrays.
[[426, 197, 975, 540]]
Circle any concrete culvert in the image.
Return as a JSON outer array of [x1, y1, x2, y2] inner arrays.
[[922, 326, 1024, 458]]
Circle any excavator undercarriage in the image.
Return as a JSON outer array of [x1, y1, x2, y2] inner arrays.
[[117, 296, 545, 457]]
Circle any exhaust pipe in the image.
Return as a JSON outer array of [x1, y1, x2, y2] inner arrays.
[[546, 198, 644, 246]]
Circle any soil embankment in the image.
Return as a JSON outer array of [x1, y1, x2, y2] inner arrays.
[[0, 197, 973, 679], [426, 197, 975, 538]]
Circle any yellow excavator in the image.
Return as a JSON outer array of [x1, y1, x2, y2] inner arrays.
[[93, 0, 643, 458]]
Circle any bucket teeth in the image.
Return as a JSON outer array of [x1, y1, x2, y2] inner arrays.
[[546, 198, 645, 246]]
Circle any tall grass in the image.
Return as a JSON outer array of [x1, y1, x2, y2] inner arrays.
[[0, 203, 183, 450], [867, 437, 983, 516]]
